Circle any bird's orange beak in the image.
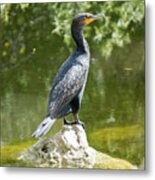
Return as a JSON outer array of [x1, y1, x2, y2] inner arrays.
[[84, 18, 95, 25], [84, 14, 104, 25]]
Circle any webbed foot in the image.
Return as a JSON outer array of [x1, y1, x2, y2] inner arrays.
[[75, 120, 85, 129], [63, 117, 85, 129]]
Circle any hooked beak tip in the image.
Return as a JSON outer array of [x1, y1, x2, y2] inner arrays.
[[93, 14, 105, 19]]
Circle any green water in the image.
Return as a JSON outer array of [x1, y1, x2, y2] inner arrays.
[[1, 8, 144, 167]]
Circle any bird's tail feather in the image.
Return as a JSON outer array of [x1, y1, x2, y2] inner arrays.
[[32, 117, 56, 138]]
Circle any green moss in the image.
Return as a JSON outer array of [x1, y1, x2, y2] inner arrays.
[[1, 125, 144, 168], [94, 151, 136, 170], [90, 124, 144, 141], [1, 140, 36, 167], [88, 124, 144, 166], [1, 139, 137, 169]]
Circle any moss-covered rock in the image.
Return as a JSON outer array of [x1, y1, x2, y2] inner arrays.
[[1, 125, 137, 169], [1, 140, 35, 167], [94, 151, 136, 169]]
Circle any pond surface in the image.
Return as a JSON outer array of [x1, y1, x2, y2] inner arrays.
[[1, 32, 144, 167]]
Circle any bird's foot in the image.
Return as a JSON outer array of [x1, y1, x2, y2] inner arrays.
[[75, 120, 85, 130], [63, 118, 85, 129], [70, 120, 85, 130]]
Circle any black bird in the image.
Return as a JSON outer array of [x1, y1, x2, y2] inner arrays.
[[32, 13, 103, 137]]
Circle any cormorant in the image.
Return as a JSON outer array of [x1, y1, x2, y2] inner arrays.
[[32, 13, 102, 137]]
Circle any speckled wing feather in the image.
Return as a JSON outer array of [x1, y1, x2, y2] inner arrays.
[[48, 62, 87, 118]]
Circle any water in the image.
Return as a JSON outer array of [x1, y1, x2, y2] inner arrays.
[[1, 30, 144, 167]]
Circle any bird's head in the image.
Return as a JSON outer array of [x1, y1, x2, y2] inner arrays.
[[72, 13, 103, 28]]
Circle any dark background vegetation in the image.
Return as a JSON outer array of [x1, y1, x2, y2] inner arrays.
[[1, 1, 144, 167]]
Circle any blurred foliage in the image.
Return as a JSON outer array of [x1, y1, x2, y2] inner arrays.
[[1, 1, 144, 68]]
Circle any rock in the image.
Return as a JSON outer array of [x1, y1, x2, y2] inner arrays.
[[19, 125, 95, 168], [18, 125, 137, 169]]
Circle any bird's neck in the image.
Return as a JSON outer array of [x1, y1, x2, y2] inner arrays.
[[71, 25, 89, 53]]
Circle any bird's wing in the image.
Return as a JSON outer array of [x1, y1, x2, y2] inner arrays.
[[52, 52, 77, 89], [52, 59, 72, 89], [48, 62, 87, 117]]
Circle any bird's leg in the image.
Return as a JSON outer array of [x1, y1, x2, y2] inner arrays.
[[73, 114, 85, 129]]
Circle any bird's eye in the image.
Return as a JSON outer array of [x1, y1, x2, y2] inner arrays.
[[84, 15, 89, 19]]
